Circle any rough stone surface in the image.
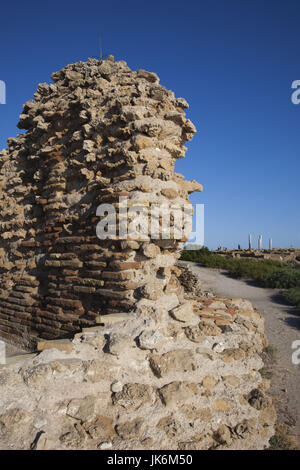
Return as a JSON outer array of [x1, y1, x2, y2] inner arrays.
[[0, 287, 276, 450]]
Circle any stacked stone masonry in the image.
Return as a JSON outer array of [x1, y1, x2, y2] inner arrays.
[[0, 56, 202, 348]]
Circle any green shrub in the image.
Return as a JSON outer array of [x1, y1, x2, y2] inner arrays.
[[264, 269, 300, 289], [283, 287, 300, 307], [181, 248, 285, 284], [180, 248, 300, 308]]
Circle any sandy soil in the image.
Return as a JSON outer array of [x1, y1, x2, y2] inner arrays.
[[181, 261, 300, 440]]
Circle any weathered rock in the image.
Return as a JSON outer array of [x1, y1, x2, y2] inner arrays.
[[158, 381, 198, 407], [60, 423, 87, 449], [67, 396, 98, 422], [221, 348, 246, 363], [233, 419, 256, 438], [110, 381, 123, 393], [157, 415, 180, 439], [112, 383, 153, 410], [22, 364, 53, 386], [184, 325, 205, 343], [0, 408, 33, 435], [142, 243, 160, 258], [139, 281, 164, 301], [202, 376, 217, 389], [211, 399, 231, 412], [246, 389, 270, 410], [137, 330, 166, 350], [213, 425, 232, 446], [115, 418, 144, 439], [37, 339, 73, 354], [98, 441, 113, 449], [83, 360, 104, 383], [198, 320, 222, 336], [149, 350, 197, 378], [169, 302, 195, 323], [107, 333, 135, 356], [181, 405, 212, 422]]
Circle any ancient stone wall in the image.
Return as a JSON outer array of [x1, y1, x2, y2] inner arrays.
[[0, 275, 276, 450], [0, 59, 276, 450], [0, 57, 202, 348]]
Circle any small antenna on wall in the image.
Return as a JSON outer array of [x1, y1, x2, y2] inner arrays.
[[90, 34, 108, 61], [99, 34, 103, 60]]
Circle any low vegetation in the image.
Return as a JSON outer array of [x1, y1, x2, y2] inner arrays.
[[259, 345, 277, 380], [269, 423, 298, 450], [282, 287, 300, 308], [180, 247, 300, 309]]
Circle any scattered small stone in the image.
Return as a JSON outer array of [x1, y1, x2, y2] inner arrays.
[[212, 342, 224, 353], [111, 381, 123, 393], [98, 441, 112, 450]]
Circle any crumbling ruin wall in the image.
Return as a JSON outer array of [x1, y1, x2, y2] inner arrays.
[[0, 59, 276, 450], [0, 56, 202, 348]]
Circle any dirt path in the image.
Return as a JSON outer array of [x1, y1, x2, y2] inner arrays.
[[181, 261, 300, 439]]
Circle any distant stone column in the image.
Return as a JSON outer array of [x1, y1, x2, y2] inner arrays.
[[258, 235, 263, 250], [269, 238, 272, 250], [249, 234, 252, 250]]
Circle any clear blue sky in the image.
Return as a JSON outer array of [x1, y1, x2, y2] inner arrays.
[[0, 0, 299, 249]]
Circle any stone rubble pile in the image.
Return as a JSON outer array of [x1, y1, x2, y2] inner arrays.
[[0, 290, 276, 450], [177, 263, 213, 299]]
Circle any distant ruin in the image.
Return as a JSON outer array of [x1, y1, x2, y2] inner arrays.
[[213, 248, 300, 266]]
